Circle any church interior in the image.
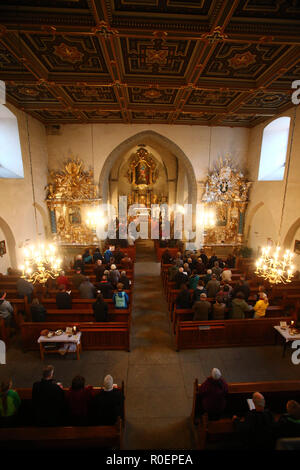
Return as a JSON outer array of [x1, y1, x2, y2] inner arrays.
[[0, 0, 300, 453]]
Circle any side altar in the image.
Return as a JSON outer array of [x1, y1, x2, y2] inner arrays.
[[200, 158, 251, 254], [46, 159, 100, 246]]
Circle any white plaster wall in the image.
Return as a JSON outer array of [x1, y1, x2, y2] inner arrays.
[[47, 123, 250, 186], [0, 104, 49, 268], [245, 106, 300, 256]]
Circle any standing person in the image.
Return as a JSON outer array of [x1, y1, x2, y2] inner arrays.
[[56, 270, 70, 290], [104, 246, 113, 264], [56, 284, 72, 309], [113, 283, 129, 309], [206, 274, 220, 299], [221, 266, 232, 283], [74, 255, 85, 274], [192, 293, 211, 321], [16, 277, 34, 303], [0, 378, 21, 425], [174, 267, 188, 289], [120, 253, 133, 270], [82, 248, 93, 264], [32, 365, 65, 426], [65, 375, 94, 425], [71, 267, 86, 290], [199, 368, 228, 420], [94, 259, 106, 282], [253, 292, 269, 318], [199, 249, 208, 267], [91, 375, 124, 425], [192, 280, 207, 303], [114, 246, 125, 265], [93, 248, 103, 263], [212, 295, 226, 320], [161, 249, 173, 264], [232, 392, 275, 450], [93, 292, 109, 322], [212, 261, 222, 280], [175, 284, 191, 309], [108, 264, 121, 288], [189, 270, 200, 290], [0, 291, 14, 326], [231, 292, 253, 319], [79, 276, 95, 299], [119, 271, 131, 290], [275, 400, 300, 439]]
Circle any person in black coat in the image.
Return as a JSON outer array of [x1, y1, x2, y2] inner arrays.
[[30, 298, 47, 322], [93, 248, 103, 263], [93, 292, 109, 322], [175, 284, 191, 309], [174, 267, 188, 289], [94, 260, 106, 282], [95, 275, 114, 299], [232, 392, 275, 450], [119, 271, 130, 290], [56, 284, 72, 309], [32, 365, 65, 426], [90, 375, 123, 425]]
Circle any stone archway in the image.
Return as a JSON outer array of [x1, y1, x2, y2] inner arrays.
[[283, 217, 300, 248], [99, 130, 197, 207], [0, 217, 17, 268], [244, 201, 264, 244]]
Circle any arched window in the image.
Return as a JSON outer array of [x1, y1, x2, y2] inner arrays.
[[0, 105, 24, 178], [258, 117, 291, 181]]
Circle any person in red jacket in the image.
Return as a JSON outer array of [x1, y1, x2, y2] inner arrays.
[[56, 270, 70, 290], [65, 375, 94, 425], [199, 368, 228, 420]]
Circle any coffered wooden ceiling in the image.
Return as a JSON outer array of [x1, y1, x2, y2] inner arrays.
[[0, 0, 299, 127]]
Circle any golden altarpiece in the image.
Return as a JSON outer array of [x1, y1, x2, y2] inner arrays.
[[126, 145, 167, 208], [46, 159, 100, 246], [201, 158, 251, 251]]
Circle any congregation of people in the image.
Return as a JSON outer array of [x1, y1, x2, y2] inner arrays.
[[0, 245, 133, 326], [162, 249, 269, 321], [198, 368, 300, 450], [0, 366, 123, 428]]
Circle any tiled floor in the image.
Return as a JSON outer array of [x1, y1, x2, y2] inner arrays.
[[2, 240, 300, 449]]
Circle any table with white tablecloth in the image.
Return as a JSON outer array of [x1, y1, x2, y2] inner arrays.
[[274, 326, 300, 357], [37, 332, 82, 360]]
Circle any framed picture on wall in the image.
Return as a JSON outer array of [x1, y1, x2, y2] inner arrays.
[[294, 240, 300, 254], [0, 240, 6, 257]]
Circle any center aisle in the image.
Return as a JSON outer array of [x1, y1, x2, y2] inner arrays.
[[124, 239, 196, 449]]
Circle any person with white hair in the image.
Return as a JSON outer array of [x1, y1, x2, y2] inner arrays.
[[198, 368, 228, 420], [232, 392, 275, 449], [108, 264, 120, 288], [90, 375, 124, 425]]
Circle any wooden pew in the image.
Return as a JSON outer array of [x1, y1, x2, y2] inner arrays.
[[0, 385, 125, 450], [20, 319, 130, 352], [40, 298, 131, 313], [175, 315, 292, 351], [41, 308, 130, 323], [192, 379, 300, 449]]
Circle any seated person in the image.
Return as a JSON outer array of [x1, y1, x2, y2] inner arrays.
[[93, 292, 109, 322], [30, 297, 47, 322], [114, 246, 125, 265], [230, 292, 252, 319], [253, 292, 269, 318], [56, 270, 70, 290], [0, 378, 21, 425], [0, 291, 14, 327], [175, 283, 191, 309], [212, 295, 226, 320], [32, 365, 65, 426], [113, 283, 129, 309], [192, 293, 211, 321], [275, 400, 300, 439], [199, 368, 228, 420], [232, 392, 275, 450], [65, 375, 94, 425], [120, 253, 133, 270], [79, 276, 95, 299], [56, 284, 72, 309], [183, 263, 191, 276], [119, 271, 131, 290], [90, 375, 123, 425], [192, 280, 207, 303], [95, 275, 113, 299]]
